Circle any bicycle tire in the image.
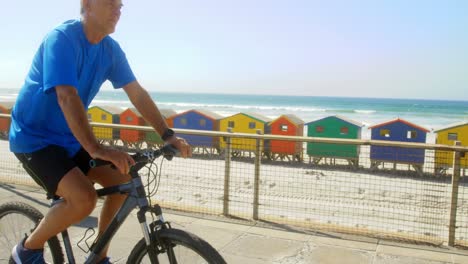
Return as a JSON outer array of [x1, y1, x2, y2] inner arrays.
[[0, 201, 64, 264], [127, 228, 226, 264]]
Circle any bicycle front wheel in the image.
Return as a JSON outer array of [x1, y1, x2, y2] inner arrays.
[[128, 228, 226, 264], [0, 201, 64, 264]]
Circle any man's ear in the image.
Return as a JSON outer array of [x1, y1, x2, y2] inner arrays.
[[82, 0, 92, 14]]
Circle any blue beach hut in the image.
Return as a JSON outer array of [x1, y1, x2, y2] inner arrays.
[[169, 109, 222, 151], [369, 118, 429, 173]]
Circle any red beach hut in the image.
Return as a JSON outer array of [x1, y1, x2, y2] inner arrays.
[[0, 101, 14, 138], [269, 114, 304, 161], [120, 108, 146, 143]]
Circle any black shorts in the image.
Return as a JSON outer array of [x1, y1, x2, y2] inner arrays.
[[14, 145, 92, 199]]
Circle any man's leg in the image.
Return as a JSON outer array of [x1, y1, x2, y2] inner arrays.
[[87, 165, 131, 260], [24, 167, 97, 250]]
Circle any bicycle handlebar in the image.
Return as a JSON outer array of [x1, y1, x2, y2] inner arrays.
[[89, 144, 180, 171]]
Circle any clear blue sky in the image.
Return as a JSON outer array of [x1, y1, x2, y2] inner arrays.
[[0, 0, 467, 100]]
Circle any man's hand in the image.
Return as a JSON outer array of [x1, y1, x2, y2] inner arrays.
[[168, 137, 192, 158], [91, 147, 135, 174]]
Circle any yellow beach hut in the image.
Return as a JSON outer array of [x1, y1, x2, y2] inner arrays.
[[87, 105, 122, 140], [219, 112, 271, 152], [434, 121, 468, 174]]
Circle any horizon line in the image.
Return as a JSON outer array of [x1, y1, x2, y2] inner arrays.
[[1, 87, 467, 103]]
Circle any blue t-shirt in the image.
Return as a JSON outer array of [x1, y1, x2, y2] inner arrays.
[[9, 19, 136, 156]]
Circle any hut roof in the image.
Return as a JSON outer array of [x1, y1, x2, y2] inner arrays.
[[369, 118, 429, 132], [121, 108, 178, 119], [305, 115, 363, 128], [159, 109, 177, 118], [126, 107, 142, 117], [434, 121, 468, 132], [90, 105, 123, 115], [242, 112, 272, 123], [0, 101, 15, 110], [173, 109, 223, 120], [270, 114, 304, 125]]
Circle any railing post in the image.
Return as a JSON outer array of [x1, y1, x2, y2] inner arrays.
[[223, 127, 233, 216], [253, 129, 263, 220], [448, 141, 461, 246]]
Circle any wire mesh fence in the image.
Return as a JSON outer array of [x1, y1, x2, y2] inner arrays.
[[1, 117, 468, 248]]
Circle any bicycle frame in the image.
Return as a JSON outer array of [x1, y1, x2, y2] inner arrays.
[[58, 167, 161, 264]]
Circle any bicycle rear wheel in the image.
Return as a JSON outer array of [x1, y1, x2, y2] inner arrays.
[[0, 201, 64, 264], [127, 228, 226, 264]]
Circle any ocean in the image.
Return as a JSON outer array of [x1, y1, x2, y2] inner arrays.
[[1, 87, 467, 132]]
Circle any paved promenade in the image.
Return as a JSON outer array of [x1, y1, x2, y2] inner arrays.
[[1, 183, 468, 263]]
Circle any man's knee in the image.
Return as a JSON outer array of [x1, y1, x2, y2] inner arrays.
[[70, 189, 97, 216], [57, 167, 97, 217]]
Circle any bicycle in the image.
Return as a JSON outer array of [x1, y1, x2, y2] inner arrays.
[[0, 144, 226, 263]]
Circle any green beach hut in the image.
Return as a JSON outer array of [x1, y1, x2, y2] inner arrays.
[[145, 109, 177, 145], [305, 115, 363, 167]]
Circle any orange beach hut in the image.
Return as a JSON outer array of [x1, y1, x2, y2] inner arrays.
[[120, 108, 146, 143], [0, 101, 14, 138], [269, 114, 304, 160]]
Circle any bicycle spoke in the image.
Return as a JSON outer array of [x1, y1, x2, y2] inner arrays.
[[138, 244, 210, 264], [132, 241, 211, 264], [0, 212, 56, 262], [128, 228, 225, 264], [0, 212, 35, 259]]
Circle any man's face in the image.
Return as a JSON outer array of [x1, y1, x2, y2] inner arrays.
[[87, 0, 123, 34]]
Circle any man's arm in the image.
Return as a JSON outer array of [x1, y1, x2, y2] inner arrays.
[[123, 81, 169, 137], [123, 81, 191, 157], [56, 85, 134, 173]]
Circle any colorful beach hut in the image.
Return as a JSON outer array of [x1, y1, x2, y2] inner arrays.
[[87, 105, 122, 140], [369, 118, 429, 173], [0, 101, 14, 138], [269, 114, 304, 161], [145, 109, 177, 145], [120, 108, 146, 143], [219, 112, 271, 153], [434, 121, 468, 174], [168, 109, 222, 151], [305, 115, 362, 166]]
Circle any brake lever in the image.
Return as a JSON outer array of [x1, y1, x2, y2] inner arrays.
[[162, 144, 180, 161]]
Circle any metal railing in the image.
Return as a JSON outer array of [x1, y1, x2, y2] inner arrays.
[[1, 114, 468, 248]]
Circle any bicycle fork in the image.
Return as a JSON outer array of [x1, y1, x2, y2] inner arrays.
[[142, 204, 179, 263], [142, 204, 166, 263]]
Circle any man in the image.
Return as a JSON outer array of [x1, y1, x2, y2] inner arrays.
[[9, 0, 191, 263]]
